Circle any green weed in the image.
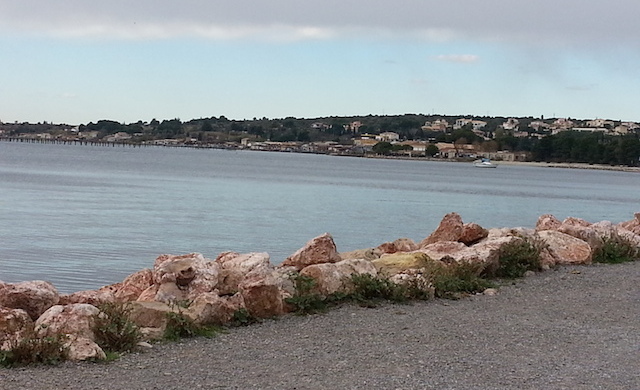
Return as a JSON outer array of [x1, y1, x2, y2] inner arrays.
[[428, 261, 494, 299], [163, 311, 221, 341], [0, 335, 68, 367], [593, 233, 640, 264], [493, 236, 545, 278], [93, 302, 141, 353]]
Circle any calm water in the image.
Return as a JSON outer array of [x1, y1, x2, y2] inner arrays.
[[1, 141, 638, 293]]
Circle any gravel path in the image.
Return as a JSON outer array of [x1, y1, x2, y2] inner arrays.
[[2, 262, 639, 390]]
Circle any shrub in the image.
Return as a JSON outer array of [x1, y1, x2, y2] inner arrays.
[[230, 308, 260, 327], [428, 261, 494, 299], [93, 302, 141, 354], [350, 273, 411, 304], [285, 274, 336, 314], [164, 311, 221, 341], [593, 233, 640, 264], [0, 335, 68, 367], [493, 236, 545, 278]]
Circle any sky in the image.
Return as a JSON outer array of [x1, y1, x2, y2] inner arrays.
[[1, 0, 639, 125]]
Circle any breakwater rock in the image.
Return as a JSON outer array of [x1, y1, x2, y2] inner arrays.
[[2, 212, 639, 361]]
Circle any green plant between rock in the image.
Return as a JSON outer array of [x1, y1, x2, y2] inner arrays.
[[349, 273, 412, 305], [427, 261, 495, 299], [163, 311, 221, 341], [230, 308, 260, 327], [93, 302, 141, 354], [593, 233, 640, 264], [285, 273, 340, 314], [0, 335, 69, 367], [492, 236, 545, 278]]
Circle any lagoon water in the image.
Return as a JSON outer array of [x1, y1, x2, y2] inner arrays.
[[1, 141, 638, 293]]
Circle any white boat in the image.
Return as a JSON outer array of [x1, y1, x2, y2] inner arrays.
[[473, 158, 497, 168]]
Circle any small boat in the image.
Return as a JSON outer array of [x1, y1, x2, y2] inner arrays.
[[473, 158, 497, 168]]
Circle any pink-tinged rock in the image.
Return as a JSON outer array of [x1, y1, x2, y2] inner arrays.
[[300, 259, 378, 296], [535, 214, 562, 231], [65, 336, 106, 362], [487, 227, 536, 239], [459, 223, 489, 245], [537, 230, 592, 265], [0, 307, 34, 350], [126, 301, 177, 330], [619, 213, 640, 235], [418, 241, 468, 262], [562, 217, 592, 227], [238, 266, 295, 318], [215, 252, 272, 295], [389, 269, 435, 298], [339, 248, 382, 261], [59, 285, 117, 306], [185, 292, 244, 326], [377, 238, 418, 254], [151, 253, 219, 302], [455, 236, 522, 274], [35, 303, 100, 341], [419, 212, 464, 247], [114, 269, 154, 302], [371, 252, 433, 277], [281, 233, 342, 271], [558, 222, 603, 250], [0, 280, 60, 320], [136, 284, 160, 302]]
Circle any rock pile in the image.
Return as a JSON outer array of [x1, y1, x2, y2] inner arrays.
[[2, 212, 639, 361]]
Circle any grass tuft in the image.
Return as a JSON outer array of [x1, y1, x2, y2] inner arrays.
[[93, 302, 141, 353], [0, 335, 68, 367], [593, 233, 640, 264], [492, 236, 545, 278]]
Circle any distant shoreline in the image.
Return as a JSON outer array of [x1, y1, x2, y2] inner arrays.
[[3, 137, 639, 173], [361, 154, 640, 173]]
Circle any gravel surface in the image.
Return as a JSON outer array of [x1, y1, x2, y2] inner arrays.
[[2, 262, 639, 390]]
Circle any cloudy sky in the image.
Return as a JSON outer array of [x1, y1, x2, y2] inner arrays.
[[1, 0, 639, 124]]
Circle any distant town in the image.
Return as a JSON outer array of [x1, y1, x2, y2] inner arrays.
[[1, 114, 639, 166]]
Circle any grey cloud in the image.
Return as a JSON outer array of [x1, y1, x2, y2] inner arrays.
[[1, 0, 639, 46]]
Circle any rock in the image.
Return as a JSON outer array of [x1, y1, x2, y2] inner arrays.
[[340, 248, 382, 261], [557, 220, 604, 250], [114, 269, 154, 302], [619, 212, 640, 235], [238, 266, 295, 318], [487, 227, 536, 239], [65, 336, 106, 361], [420, 212, 464, 247], [562, 217, 592, 227], [389, 269, 435, 299], [136, 284, 160, 302], [215, 252, 272, 295], [371, 252, 432, 277], [377, 238, 418, 254], [184, 292, 244, 326], [126, 301, 182, 338], [459, 223, 489, 245], [0, 307, 34, 350], [0, 280, 60, 320], [35, 303, 100, 341], [150, 253, 219, 302], [418, 241, 468, 262], [59, 285, 117, 306], [483, 288, 498, 296], [535, 214, 562, 231], [299, 259, 378, 296], [537, 230, 592, 265], [456, 236, 522, 274], [281, 233, 342, 271]]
